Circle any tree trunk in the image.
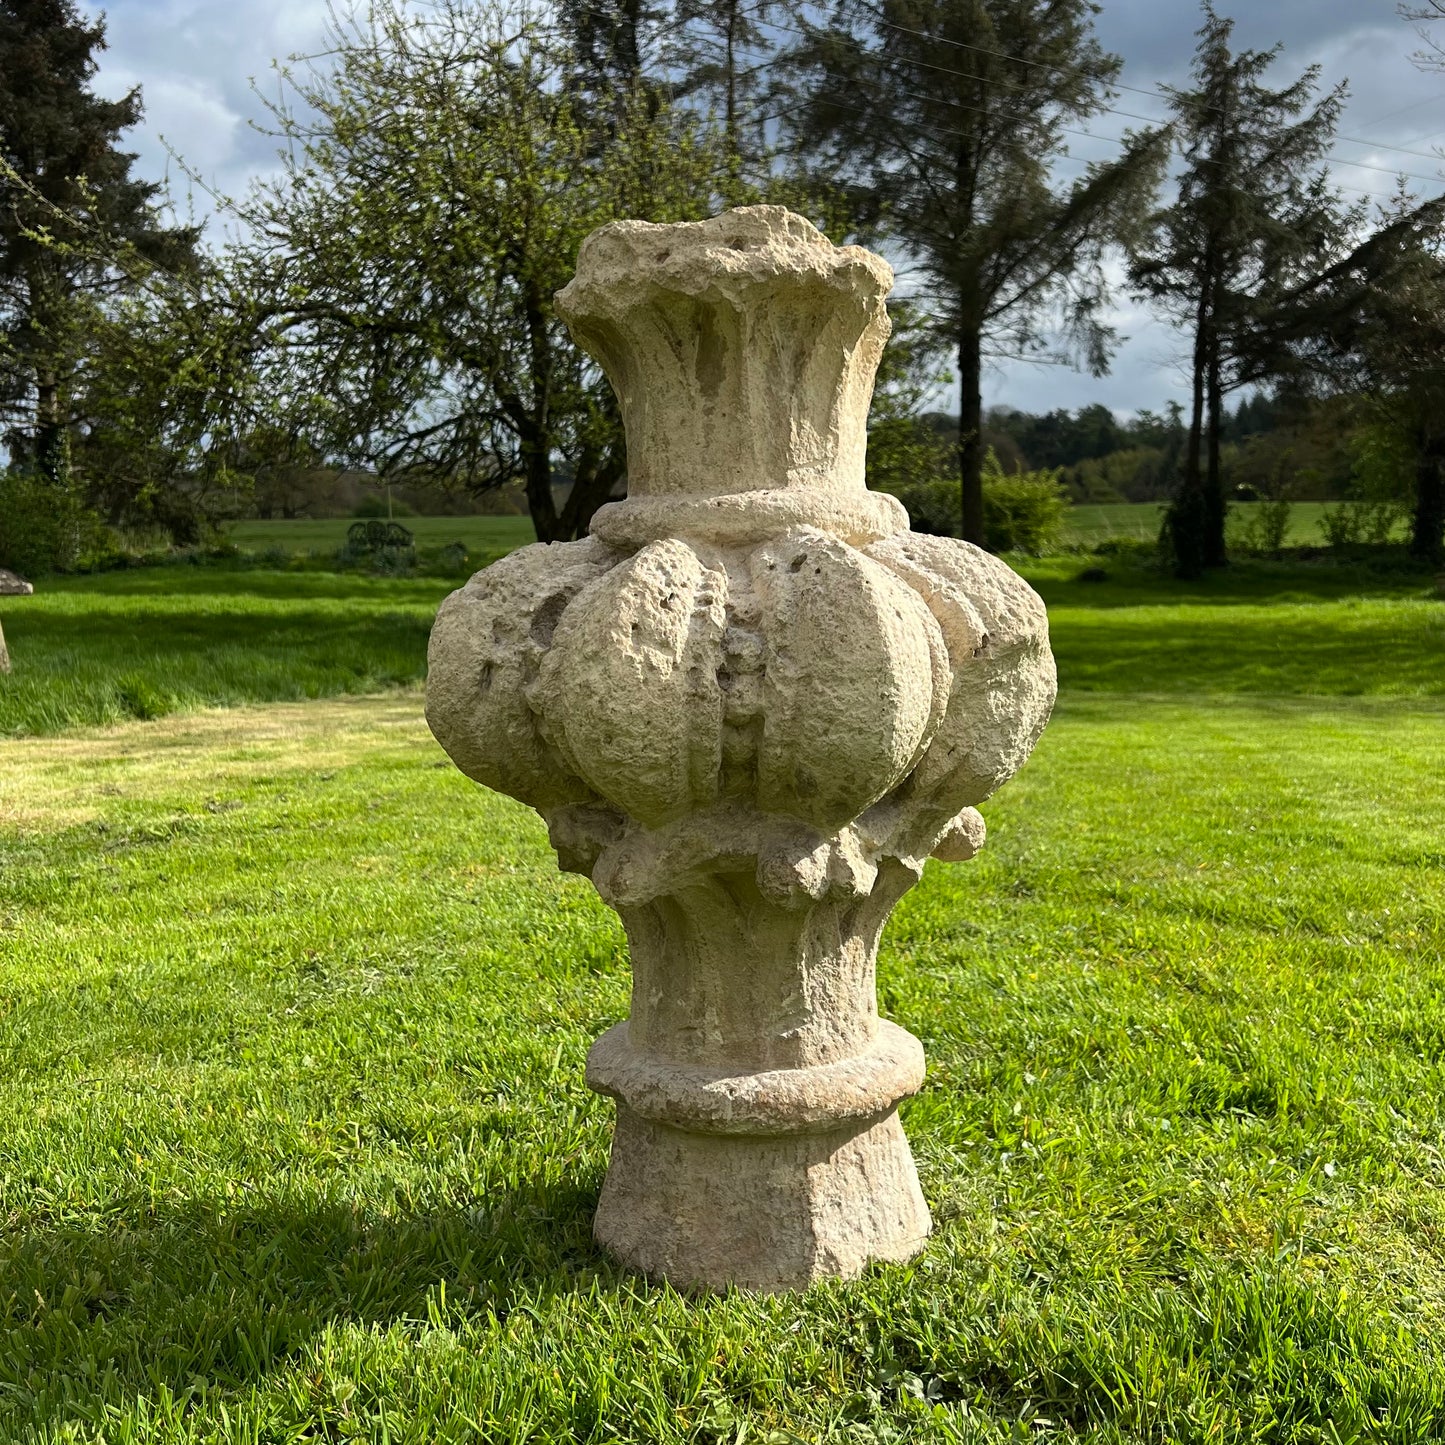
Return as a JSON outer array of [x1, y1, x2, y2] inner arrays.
[[522, 279, 561, 542], [1204, 333, 1227, 568], [523, 426, 561, 542], [958, 331, 985, 546], [33, 367, 71, 491], [559, 437, 626, 540], [1411, 436, 1445, 564], [724, 0, 742, 204], [1167, 280, 1212, 579], [0, 619, 9, 675]]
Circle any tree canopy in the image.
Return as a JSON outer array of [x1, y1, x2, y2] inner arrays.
[[223, 0, 720, 543], [0, 0, 195, 491], [782, 0, 1168, 545]]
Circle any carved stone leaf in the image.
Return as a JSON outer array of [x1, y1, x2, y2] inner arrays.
[[866, 531, 1057, 814], [554, 207, 894, 499]]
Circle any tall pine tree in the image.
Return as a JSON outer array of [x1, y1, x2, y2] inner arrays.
[[1129, 5, 1349, 576], [1394, 2, 1445, 560], [1270, 188, 1445, 564], [665, 0, 780, 201], [784, 0, 1168, 546], [0, 0, 194, 490], [558, 0, 668, 119]]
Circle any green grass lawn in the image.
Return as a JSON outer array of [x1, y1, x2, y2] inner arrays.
[[1064, 501, 1370, 548], [229, 515, 536, 556], [223, 504, 1353, 554], [0, 569, 438, 736], [3, 688, 1444, 1440], [1, 533, 1444, 1441], [0, 553, 1436, 737]]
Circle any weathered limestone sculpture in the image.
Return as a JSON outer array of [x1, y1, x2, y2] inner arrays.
[[426, 207, 1056, 1291]]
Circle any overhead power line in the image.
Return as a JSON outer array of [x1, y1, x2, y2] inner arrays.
[[742, 71, 1434, 208], [851, 11, 1445, 167], [570, 0, 1445, 195]]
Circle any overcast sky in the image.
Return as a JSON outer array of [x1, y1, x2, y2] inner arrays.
[[84, 0, 1445, 419]]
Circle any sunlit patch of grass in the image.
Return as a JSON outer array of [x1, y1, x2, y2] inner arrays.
[[227, 513, 535, 556], [1062, 500, 1380, 548], [0, 570, 438, 736]]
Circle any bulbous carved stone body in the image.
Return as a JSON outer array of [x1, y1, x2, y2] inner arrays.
[[426, 206, 1056, 1290]]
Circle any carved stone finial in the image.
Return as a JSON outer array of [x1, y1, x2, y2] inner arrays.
[[426, 206, 1056, 1291]]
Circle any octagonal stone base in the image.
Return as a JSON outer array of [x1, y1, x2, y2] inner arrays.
[[593, 1105, 931, 1291]]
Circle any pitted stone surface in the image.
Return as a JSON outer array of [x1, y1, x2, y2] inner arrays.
[[426, 205, 1057, 1291], [0, 573, 26, 675], [554, 207, 893, 500]]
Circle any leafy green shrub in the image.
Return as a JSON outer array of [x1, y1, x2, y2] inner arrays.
[[1321, 499, 1405, 550], [885, 476, 958, 537], [864, 415, 956, 497], [1320, 502, 1362, 549], [980, 452, 1068, 553], [1231, 499, 1292, 555], [0, 471, 110, 576], [334, 518, 417, 574], [1360, 500, 1405, 546], [1348, 418, 1414, 511], [877, 449, 1068, 554], [431, 541, 472, 575]]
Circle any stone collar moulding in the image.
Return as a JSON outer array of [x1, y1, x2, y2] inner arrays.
[[426, 206, 1057, 1292]]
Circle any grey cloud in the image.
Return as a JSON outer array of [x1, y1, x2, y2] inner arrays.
[[1096, 0, 1404, 82], [85, 0, 334, 216]]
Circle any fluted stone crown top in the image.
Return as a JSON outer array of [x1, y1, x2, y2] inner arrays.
[[555, 206, 894, 502]]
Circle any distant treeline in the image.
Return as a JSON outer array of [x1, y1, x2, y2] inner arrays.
[[898, 393, 1372, 507], [4, 0, 1444, 576]]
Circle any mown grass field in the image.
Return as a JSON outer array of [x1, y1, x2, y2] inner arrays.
[[228, 515, 535, 558], [1, 537, 1443, 1441], [1064, 500, 1388, 548], [0, 551, 1436, 737], [0, 570, 436, 736], [226, 501, 1367, 557]]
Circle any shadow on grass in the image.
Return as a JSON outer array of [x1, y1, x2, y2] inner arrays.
[[9, 604, 432, 657], [0, 602, 435, 734], [50, 566, 461, 603], [1, 1175, 608, 1414], [1020, 553, 1440, 610], [4, 553, 1441, 736], [1049, 604, 1445, 696]]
